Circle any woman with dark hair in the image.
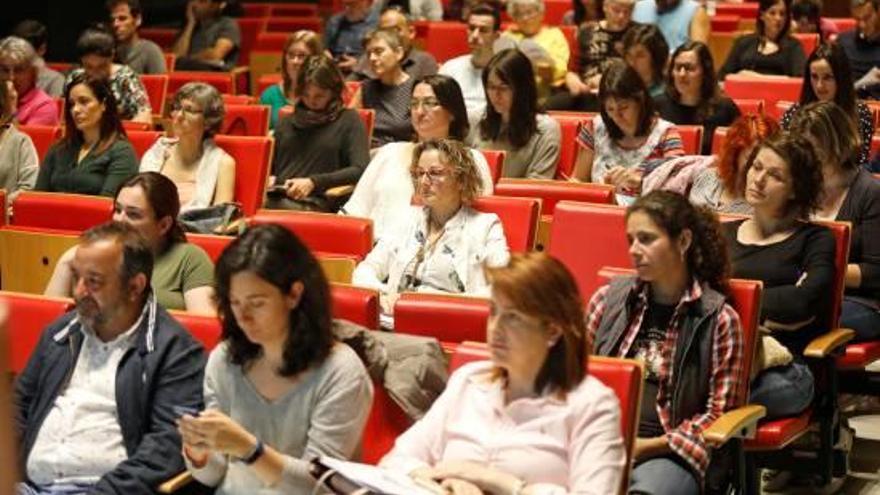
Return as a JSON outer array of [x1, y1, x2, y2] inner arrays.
[[267, 55, 370, 212], [343, 74, 493, 239], [353, 138, 509, 321], [0, 79, 38, 207], [36, 72, 138, 196], [472, 49, 561, 178], [259, 30, 323, 129], [574, 62, 684, 199], [622, 24, 668, 99], [790, 102, 880, 342], [587, 190, 744, 495], [45, 172, 215, 312], [177, 224, 373, 494], [563, 0, 602, 25], [381, 251, 626, 493], [780, 43, 874, 168], [140, 82, 236, 211], [719, 0, 806, 79], [723, 132, 833, 423], [690, 112, 780, 213], [655, 42, 740, 154], [790, 0, 837, 41], [67, 26, 152, 123]]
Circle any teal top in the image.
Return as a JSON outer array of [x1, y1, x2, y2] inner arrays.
[[36, 138, 138, 196], [259, 83, 292, 129]]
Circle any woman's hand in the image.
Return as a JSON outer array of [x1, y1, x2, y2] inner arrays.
[[419, 460, 523, 495], [284, 178, 316, 200], [441, 478, 484, 495], [604, 166, 643, 193], [380, 292, 400, 315], [176, 409, 257, 459], [4, 80, 18, 114]]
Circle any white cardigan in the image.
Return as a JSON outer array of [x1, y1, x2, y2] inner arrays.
[[139, 137, 231, 212]]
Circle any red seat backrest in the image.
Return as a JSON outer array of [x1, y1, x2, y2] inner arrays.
[[826, 17, 856, 32], [164, 53, 176, 72], [0, 291, 72, 373], [257, 73, 283, 96], [676, 124, 703, 155], [544, 0, 570, 24], [122, 121, 152, 132], [548, 201, 629, 301], [265, 16, 323, 33], [733, 98, 763, 116], [242, 3, 270, 17], [185, 233, 232, 263], [479, 149, 505, 185], [394, 293, 490, 343], [723, 76, 801, 113], [793, 33, 819, 57], [18, 125, 62, 163], [126, 130, 162, 160], [714, 2, 759, 17], [254, 33, 289, 52], [362, 379, 412, 464], [711, 127, 728, 156], [494, 179, 614, 216], [222, 104, 270, 136], [222, 94, 256, 105], [345, 80, 361, 106], [139, 74, 168, 115], [251, 209, 374, 260], [11, 191, 113, 232], [471, 195, 540, 253], [331, 283, 380, 329], [357, 109, 375, 146], [271, 4, 319, 16], [547, 112, 589, 180], [139, 28, 177, 50], [169, 72, 236, 96], [422, 22, 469, 64], [711, 14, 741, 32], [213, 135, 272, 216], [169, 310, 222, 351], [816, 221, 850, 328], [235, 18, 267, 66]]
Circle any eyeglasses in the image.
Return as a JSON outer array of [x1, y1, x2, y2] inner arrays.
[[409, 98, 441, 111], [411, 167, 450, 182], [170, 103, 204, 118], [672, 63, 699, 73]]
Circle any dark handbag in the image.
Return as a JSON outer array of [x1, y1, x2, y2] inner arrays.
[[179, 203, 243, 235]]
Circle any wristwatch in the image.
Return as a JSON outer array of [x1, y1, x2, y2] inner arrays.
[[238, 439, 265, 465]]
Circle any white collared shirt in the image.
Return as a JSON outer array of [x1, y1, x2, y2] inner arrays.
[[27, 312, 144, 486]]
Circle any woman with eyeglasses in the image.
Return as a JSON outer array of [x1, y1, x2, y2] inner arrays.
[[259, 30, 323, 129], [353, 138, 509, 322], [501, 0, 570, 100], [719, 0, 806, 80], [140, 82, 236, 212], [655, 41, 740, 155], [343, 74, 493, 240]]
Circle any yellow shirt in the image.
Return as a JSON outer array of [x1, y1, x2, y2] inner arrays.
[[502, 26, 570, 91]]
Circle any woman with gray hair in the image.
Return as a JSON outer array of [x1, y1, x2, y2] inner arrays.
[[139, 82, 236, 211], [501, 0, 570, 101], [0, 36, 59, 126]]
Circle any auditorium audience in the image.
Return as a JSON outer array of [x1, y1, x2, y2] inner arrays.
[[622, 24, 669, 99], [655, 41, 740, 154], [501, 0, 570, 99], [723, 132, 833, 422], [547, 0, 638, 111], [10, 20, 65, 98], [375, 0, 444, 20], [790, 0, 837, 41], [266, 55, 369, 212], [353, 138, 509, 319], [140, 82, 236, 211], [790, 101, 880, 342], [471, 49, 561, 179], [351, 7, 439, 81], [586, 190, 743, 495], [573, 62, 684, 199], [837, 0, 880, 98], [690, 112, 780, 213], [324, 0, 379, 73], [562, 0, 602, 25], [107, 0, 167, 74], [631, 0, 710, 50], [780, 43, 874, 169], [259, 31, 323, 129], [172, 0, 242, 71], [343, 74, 493, 239], [17, 221, 206, 494], [719, 0, 806, 79], [36, 73, 138, 196], [68, 27, 152, 123], [351, 28, 416, 148], [179, 224, 373, 494], [381, 251, 626, 493], [46, 172, 215, 313], [0, 36, 59, 126], [0, 80, 38, 206]]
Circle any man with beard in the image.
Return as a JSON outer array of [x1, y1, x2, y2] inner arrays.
[[631, 0, 709, 51], [15, 221, 205, 495]]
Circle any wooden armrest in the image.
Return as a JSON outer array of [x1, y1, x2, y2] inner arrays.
[[803, 328, 855, 359], [703, 405, 766, 446], [158, 471, 193, 493], [325, 185, 355, 198]]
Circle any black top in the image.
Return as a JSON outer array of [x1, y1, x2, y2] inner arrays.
[[361, 77, 416, 148], [576, 22, 637, 81], [36, 138, 139, 197], [271, 109, 370, 193], [629, 301, 676, 438], [837, 29, 880, 89], [723, 219, 836, 354], [654, 93, 740, 155], [781, 101, 875, 169], [719, 33, 806, 79], [837, 169, 880, 305]]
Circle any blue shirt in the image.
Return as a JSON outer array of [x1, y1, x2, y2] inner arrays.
[[324, 10, 379, 57], [632, 0, 699, 52]]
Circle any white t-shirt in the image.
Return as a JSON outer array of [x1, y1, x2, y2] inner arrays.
[[439, 55, 487, 125]]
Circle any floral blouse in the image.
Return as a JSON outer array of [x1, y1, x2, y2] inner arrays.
[[67, 66, 151, 121]]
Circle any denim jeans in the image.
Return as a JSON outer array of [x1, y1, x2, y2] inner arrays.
[[750, 360, 815, 419], [841, 297, 880, 342], [17, 482, 93, 495], [629, 455, 700, 495]]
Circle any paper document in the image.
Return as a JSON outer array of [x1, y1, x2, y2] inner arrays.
[[320, 457, 437, 495]]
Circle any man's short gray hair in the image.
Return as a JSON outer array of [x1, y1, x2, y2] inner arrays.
[[507, 0, 545, 16], [0, 36, 37, 66]]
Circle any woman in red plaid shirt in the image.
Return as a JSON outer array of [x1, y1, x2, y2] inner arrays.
[[586, 190, 745, 495]]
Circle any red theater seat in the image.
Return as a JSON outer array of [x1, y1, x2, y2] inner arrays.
[[168, 72, 236, 96], [222, 94, 256, 105], [394, 293, 490, 344], [472, 196, 540, 253], [712, 127, 728, 156], [185, 233, 232, 263], [11, 191, 113, 232], [480, 150, 505, 185], [677, 125, 703, 155], [838, 341, 880, 370], [0, 291, 72, 373], [265, 16, 323, 33], [422, 22, 469, 63], [547, 112, 590, 180], [169, 310, 222, 351], [250, 209, 374, 260], [724, 75, 801, 113], [140, 74, 169, 116], [362, 380, 411, 464], [494, 179, 614, 216], [257, 73, 283, 95], [213, 135, 272, 216], [127, 130, 162, 160], [18, 125, 62, 162], [711, 14, 741, 32], [331, 284, 380, 330], [222, 104, 270, 136], [733, 98, 763, 115]]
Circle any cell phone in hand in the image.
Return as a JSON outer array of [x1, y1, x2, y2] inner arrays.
[[173, 406, 201, 418], [266, 185, 288, 198]]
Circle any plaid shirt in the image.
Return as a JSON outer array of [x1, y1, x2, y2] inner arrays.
[[585, 279, 745, 479]]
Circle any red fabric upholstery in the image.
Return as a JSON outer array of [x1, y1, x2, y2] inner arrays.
[[185, 233, 232, 263], [139, 28, 177, 50], [394, 293, 490, 343], [711, 127, 728, 156], [547, 112, 589, 180], [254, 33, 288, 52], [122, 121, 152, 131], [251, 209, 373, 260], [345, 81, 361, 106], [0, 291, 72, 373], [11, 192, 113, 232], [45, 62, 73, 73], [793, 33, 819, 58], [169, 310, 222, 351], [222, 94, 256, 105], [826, 18, 856, 32], [677, 125, 703, 155], [362, 380, 412, 464], [480, 150, 505, 185], [331, 284, 380, 330], [235, 18, 267, 66], [164, 53, 176, 72], [264, 16, 323, 33], [711, 15, 741, 32], [168, 72, 236, 97], [724, 76, 802, 113], [816, 221, 850, 326], [471, 196, 540, 253], [745, 412, 812, 450], [733, 98, 763, 115], [494, 179, 614, 215], [548, 202, 629, 301], [357, 109, 375, 146], [257, 73, 283, 95], [222, 104, 270, 136], [126, 130, 162, 160], [242, 3, 271, 16], [271, 4, 319, 16], [18, 125, 62, 162], [139, 74, 168, 115], [838, 341, 880, 370], [715, 3, 759, 17], [214, 135, 272, 216], [421, 22, 469, 63]]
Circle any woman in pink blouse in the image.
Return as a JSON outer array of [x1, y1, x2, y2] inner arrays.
[[380, 252, 626, 494]]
